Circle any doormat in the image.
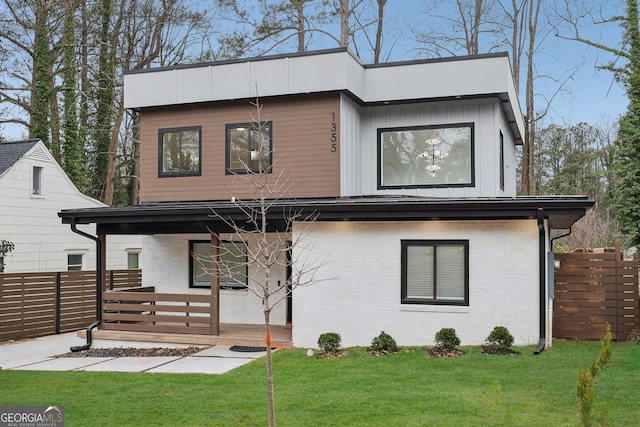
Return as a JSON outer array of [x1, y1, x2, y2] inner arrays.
[[229, 345, 267, 352]]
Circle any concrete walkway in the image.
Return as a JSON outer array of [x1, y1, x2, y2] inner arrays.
[[0, 333, 268, 374]]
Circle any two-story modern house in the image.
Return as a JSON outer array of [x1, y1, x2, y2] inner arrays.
[[59, 48, 593, 351]]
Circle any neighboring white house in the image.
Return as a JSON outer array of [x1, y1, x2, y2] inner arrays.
[[0, 139, 141, 273]]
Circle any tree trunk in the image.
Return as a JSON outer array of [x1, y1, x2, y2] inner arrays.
[[373, 0, 387, 63]]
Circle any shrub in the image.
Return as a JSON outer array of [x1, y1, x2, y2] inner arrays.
[[317, 332, 342, 352], [369, 331, 399, 353], [485, 326, 514, 350], [434, 328, 461, 349]]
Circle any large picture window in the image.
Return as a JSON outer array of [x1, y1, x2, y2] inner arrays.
[[401, 240, 469, 306], [190, 241, 248, 289], [379, 123, 474, 188], [226, 122, 272, 174], [158, 126, 201, 177]]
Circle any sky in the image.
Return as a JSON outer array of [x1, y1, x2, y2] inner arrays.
[[0, 0, 629, 140], [371, 0, 629, 128]]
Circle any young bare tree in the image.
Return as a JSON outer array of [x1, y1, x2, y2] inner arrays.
[[198, 97, 330, 427]]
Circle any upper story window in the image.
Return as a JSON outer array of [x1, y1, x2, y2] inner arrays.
[[32, 165, 44, 196], [401, 240, 469, 306], [226, 122, 272, 174], [158, 126, 201, 177], [378, 123, 474, 189]]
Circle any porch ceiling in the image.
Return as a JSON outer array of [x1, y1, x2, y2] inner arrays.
[[58, 196, 593, 234]]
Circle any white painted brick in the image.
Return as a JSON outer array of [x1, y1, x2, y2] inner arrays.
[[292, 220, 541, 348]]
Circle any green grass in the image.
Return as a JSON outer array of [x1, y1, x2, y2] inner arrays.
[[1, 340, 638, 426]]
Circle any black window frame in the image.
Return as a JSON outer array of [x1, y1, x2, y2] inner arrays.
[[378, 123, 475, 189], [158, 126, 202, 177], [225, 122, 273, 174], [189, 240, 248, 290], [401, 240, 469, 306]]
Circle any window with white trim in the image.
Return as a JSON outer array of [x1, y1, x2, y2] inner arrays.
[[379, 123, 474, 188], [67, 254, 84, 271], [401, 240, 469, 306], [190, 240, 248, 289], [32, 165, 44, 195], [127, 251, 140, 269]]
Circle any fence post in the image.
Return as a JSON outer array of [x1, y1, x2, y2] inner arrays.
[[55, 272, 61, 335]]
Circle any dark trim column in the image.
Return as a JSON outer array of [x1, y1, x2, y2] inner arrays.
[[210, 233, 220, 335]]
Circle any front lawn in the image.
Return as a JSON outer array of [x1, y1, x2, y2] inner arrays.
[[1, 340, 638, 426]]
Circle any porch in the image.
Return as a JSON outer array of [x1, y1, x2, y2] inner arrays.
[[80, 323, 293, 349], [90, 287, 292, 348]]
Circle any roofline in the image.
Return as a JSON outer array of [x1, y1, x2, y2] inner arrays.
[[59, 196, 593, 233], [124, 48, 510, 76]]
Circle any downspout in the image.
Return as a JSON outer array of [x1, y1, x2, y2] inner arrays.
[[69, 221, 102, 352], [550, 226, 572, 250], [534, 208, 546, 355]]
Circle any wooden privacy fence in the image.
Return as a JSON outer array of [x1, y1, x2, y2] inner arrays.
[[553, 245, 639, 341], [0, 269, 141, 342]]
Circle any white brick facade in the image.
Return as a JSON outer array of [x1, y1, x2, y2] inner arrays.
[[292, 220, 543, 348], [141, 233, 288, 325]]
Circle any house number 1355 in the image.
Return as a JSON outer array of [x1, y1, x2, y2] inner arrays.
[[330, 113, 337, 152]]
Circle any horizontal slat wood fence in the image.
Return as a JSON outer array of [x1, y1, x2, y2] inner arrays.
[[553, 246, 639, 341], [0, 269, 140, 342], [102, 288, 215, 335]]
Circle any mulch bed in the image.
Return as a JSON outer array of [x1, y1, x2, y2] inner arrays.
[[481, 346, 521, 355], [56, 346, 205, 358], [427, 347, 465, 358], [317, 349, 348, 359]]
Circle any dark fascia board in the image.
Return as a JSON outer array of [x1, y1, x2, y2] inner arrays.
[[123, 48, 509, 76], [59, 196, 593, 234]]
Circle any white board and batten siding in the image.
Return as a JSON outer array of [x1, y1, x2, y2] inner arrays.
[[340, 95, 518, 198], [0, 141, 141, 273]]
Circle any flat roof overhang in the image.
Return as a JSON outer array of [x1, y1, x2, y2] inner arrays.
[[58, 196, 594, 235]]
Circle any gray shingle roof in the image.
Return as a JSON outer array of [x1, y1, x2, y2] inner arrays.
[[0, 139, 40, 175]]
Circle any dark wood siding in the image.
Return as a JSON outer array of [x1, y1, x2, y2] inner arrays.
[[139, 93, 341, 202]]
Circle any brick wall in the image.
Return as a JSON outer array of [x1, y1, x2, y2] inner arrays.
[[292, 220, 540, 348]]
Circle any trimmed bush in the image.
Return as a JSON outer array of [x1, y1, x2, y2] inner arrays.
[[434, 328, 461, 349], [485, 326, 514, 350], [317, 332, 342, 352], [369, 331, 399, 354]]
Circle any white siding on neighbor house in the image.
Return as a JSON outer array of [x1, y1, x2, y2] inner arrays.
[[351, 98, 516, 198], [291, 219, 542, 348], [0, 142, 141, 272], [141, 234, 288, 326]]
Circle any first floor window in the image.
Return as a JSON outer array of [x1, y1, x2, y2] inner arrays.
[[190, 240, 248, 289], [127, 251, 140, 269], [226, 122, 272, 174], [67, 254, 83, 271], [0, 256, 5, 273], [159, 126, 201, 176], [401, 240, 469, 305], [379, 123, 474, 188]]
